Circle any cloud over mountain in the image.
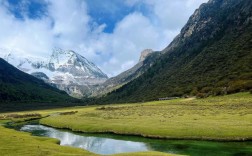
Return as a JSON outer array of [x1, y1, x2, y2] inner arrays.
[[0, 0, 207, 77]]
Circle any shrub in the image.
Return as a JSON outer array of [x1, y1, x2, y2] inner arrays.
[[213, 87, 226, 96], [5, 113, 41, 119], [59, 111, 78, 115], [227, 80, 252, 94], [196, 93, 207, 98], [190, 88, 199, 96], [201, 87, 213, 94]]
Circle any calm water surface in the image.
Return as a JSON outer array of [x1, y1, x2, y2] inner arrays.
[[19, 124, 252, 156]]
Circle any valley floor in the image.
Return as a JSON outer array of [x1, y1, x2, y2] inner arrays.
[[0, 92, 251, 156], [40, 93, 252, 141]]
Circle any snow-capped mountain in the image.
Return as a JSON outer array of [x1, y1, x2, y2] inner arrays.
[[49, 48, 107, 79], [0, 48, 108, 97]]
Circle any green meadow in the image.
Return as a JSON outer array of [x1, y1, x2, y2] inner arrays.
[[39, 92, 252, 141], [0, 92, 251, 156]]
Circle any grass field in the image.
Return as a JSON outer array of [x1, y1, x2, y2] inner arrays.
[[37, 92, 252, 141], [0, 92, 251, 156], [0, 122, 97, 156], [0, 121, 175, 156]]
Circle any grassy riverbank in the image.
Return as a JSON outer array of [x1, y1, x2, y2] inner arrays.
[[40, 93, 252, 141], [0, 122, 175, 156], [0, 123, 97, 156]]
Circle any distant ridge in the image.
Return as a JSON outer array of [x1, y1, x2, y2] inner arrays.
[[91, 49, 160, 97]]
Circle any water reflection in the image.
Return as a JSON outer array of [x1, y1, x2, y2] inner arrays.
[[20, 125, 148, 155], [20, 124, 252, 156]]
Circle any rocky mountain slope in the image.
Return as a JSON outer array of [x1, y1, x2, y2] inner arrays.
[[1, 48, 108, 98], [0, 58, 78, 112], [91, 49, 160, 97], [96, 0, 252, 103]]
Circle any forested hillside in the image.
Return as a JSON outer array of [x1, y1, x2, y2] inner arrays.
[[0, 58, 79, 112], [96, 0, 252, 103]]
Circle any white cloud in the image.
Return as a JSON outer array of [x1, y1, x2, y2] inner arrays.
[[0, 2, 53, 57], [48, 0, 90, 49], [0, 0, 208, 77], [92, 0, 208, 76], [93, 12, 177, 77]]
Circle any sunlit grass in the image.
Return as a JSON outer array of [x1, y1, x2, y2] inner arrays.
[[0, 92, 251, 155], [0, 121, 175, 156], [0, 123, 97, 156], [37, 92, 252, 141]]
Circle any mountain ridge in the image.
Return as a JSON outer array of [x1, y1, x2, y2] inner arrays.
[[91, 49, 160, 97], [1, 48, 108, 98], [94, 0, 252, 104]]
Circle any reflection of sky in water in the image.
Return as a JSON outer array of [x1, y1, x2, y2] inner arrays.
[[21, 125, 149, 155], [19, 125, 252, 156]]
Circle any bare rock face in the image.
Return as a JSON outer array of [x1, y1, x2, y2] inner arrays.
[[91, 49, 160, 97], [162, 0, 252, 54], [139, 49, 153, 62]]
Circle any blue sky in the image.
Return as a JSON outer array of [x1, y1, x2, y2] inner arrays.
[[0, 0, 208, 77], [6, 0, 48, 19], [86, 0, 150, 33], [5, 0, 150, 33]]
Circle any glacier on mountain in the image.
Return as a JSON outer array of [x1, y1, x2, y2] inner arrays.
[[0, 48, 108, 98]]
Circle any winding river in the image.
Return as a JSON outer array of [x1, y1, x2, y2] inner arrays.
[[15, 124, 252, 156]]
